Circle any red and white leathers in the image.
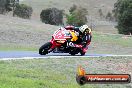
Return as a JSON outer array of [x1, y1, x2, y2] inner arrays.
[[64, 25, 92, 53]]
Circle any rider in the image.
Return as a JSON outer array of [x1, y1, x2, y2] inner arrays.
[[64, 25, 92, 48]]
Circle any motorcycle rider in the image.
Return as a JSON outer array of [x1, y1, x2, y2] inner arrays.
[[64, 25, 92, 49]]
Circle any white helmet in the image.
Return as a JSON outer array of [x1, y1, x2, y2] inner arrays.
[[79, 25, 91, 33]]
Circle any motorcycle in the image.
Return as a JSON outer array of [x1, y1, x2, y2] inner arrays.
[[39, 27, 88, 56]]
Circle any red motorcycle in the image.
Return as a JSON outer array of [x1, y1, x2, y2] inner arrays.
[[39, 27, 88, 55]]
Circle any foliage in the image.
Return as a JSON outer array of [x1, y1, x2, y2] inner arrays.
[[106, 12, 114, 21], [13, 4, 33, 19], [0, 0, 13, 14], [113, 0, 132, 34], [69, 4, 77, 14], [0, 0, 6, 14], [98, 8, 104, 19], [40, 8, 63, 25], [66, 5, 88, 26], [0, 0, 19, 14]]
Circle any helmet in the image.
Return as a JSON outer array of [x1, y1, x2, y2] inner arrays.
[[79, 25, 91, 34]]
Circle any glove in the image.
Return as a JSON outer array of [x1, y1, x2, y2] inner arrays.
[[74, 31, 79, 36]]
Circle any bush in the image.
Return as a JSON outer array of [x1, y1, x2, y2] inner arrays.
[[106, 12, 114, 21], [113, 0, 132, 35], [98, 9, 104, 18], [0, 0, 6, 14], [40, 8, 63, 25], [66, 5, 88, 26], [13, 4, 33, 19], [0, 0, 13, 14], [69, 4, 77, 14]]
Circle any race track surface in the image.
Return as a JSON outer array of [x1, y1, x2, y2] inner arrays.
[[0, 51, 111, 58], [0, 51, 131, 60]]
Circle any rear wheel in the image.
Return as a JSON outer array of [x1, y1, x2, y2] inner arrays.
[[69, 48, 77, 56], [80, 51, 85, 56], [70, 53, 76, 56], [39, 42, 52, 55]]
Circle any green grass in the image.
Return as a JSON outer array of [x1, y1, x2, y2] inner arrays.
[[93, 32, 132, 47], [0, 43, 38, 51], [0, 57, 131, 88]]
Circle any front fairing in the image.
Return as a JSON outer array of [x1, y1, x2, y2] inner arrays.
[[52, 27, 72, 41]]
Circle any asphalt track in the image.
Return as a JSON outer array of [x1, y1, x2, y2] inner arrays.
[[0, 51, 132, 60]]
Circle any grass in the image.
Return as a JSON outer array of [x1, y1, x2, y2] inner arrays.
[[0, 43, 38, 51], [0, 57, 131, 88], [93, 32, 132, 47]]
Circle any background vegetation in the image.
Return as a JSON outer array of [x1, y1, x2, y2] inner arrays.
[[13, 4, 33, 19], [0, 0, 32, 19], [113, 0, 132, 35], [0, 0, 20, 14], [66, 5, 88, 26], [40, 8, 63, 25]]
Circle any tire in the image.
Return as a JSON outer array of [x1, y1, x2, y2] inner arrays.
[[39, 42, 52, 55], [70, 53, 76, 56], [69, 48, 76, 56], [80, 51, 85, 56]]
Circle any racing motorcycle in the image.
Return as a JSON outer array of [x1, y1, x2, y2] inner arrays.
[[39, 27, 88, 56]]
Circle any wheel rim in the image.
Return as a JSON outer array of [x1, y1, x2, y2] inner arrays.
[[41, 46, 50, 54], [41, 49, 47, 54]]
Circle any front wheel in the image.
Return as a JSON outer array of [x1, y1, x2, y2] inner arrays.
[[39, 42, 52, 55]]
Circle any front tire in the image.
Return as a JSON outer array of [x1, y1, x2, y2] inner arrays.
[[39, 42, 52, 55]]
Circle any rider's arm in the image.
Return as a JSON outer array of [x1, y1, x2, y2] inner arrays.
[[82, 34, 92, 47]]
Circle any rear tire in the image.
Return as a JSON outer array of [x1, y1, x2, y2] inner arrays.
[[70, 53, 76, 56], [80, 51, 85, 56], [69, 48, 77, 56], [39, 42, 52, 55]]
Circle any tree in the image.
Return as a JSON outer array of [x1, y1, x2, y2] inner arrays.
[[113, 0, 132, 34], [0, 0, 18, 14], [66, 5, 88, 26], [13, 4, 33, 19], [0, 0, 6, 14], [106, 12, 114, 21], [69, 4, 77, 14], [98, 9, 104, 19], [40, 8, 63, 25]]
